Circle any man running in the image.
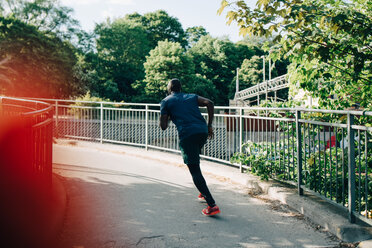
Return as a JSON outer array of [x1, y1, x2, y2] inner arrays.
[[159, 78, 220, 216]]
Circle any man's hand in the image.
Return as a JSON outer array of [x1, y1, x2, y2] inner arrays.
[[198, 96, 214, 140], [208, 126, 214, 139]]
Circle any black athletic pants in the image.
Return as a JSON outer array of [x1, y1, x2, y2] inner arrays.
[[187, 163, 216, 207], [179, 133, 216, 207]]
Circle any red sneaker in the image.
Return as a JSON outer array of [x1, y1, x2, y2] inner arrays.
[[202, 205, 221, 216], [198, 193, 206, 202]]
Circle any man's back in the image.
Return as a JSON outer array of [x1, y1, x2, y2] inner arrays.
[[160, 92, 207, 140]]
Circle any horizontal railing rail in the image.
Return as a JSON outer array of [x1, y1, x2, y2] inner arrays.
[[30, 98, 371, 225]]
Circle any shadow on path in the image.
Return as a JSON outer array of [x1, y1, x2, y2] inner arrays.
[[53, 163, 338, 248]]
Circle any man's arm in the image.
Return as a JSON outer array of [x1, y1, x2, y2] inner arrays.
[[160, 114, 170, 130], [197, 96, 214, 139]]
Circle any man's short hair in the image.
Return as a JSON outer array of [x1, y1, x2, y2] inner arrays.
[[169, 78, 181, 92]]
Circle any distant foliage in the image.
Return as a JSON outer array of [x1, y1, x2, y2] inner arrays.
[[0, 16, 83, 98], [219, 0, 372, 110], [0, 1, 288, 104]]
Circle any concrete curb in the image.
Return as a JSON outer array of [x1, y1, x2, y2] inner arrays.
[[54, 139, 372, 243]]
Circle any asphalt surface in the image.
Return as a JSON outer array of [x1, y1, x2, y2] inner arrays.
[[52, 141, 341, 248]]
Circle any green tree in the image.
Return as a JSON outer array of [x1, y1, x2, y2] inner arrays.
[[186, 74, 218, 102], [219, 0, 372, 109], [94, 19, 150, 101], [124, 10, 187, 49], [140, 40, 195, 102], [1, 0, 81, 41], [0, 16, 83, 98], [188, 35, 256, 105], [185, 26, 209, 48], [229, 56, 263, 98]]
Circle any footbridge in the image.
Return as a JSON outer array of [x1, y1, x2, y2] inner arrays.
[[1, 96, 372, 247], [234, 74, 288, 104]]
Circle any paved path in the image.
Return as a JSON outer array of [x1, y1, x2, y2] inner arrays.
[[53, 141, 340, 248]]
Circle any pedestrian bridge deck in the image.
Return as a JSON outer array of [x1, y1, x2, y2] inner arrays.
[[52, 139, 345, 248]]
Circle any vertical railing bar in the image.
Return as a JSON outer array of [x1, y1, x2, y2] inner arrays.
[[239, 108, 243, 173], [287, 121, 290, 180], [100, 103, 103, 143], [261, 117, 263, 154], [342, 128, 346, 206], [317, 124, 321, 194], [304, 122, 307, 185], [106, 108, 109, 141], [323, 126, 327, 197], [296, 110, 303, 195], [365, 131, 369, 219], [292, 120, 295, 181], [145, 105, 148, 150], [131, 110, 134, 144], [249, 115, 252, 142], [86, 108, 89, 139], [270, 115, 273, 176], [114, 109, 117, 142], [229, 111, 231, 162], [312, 124, 316, 192], [137, 110, 139, 145], [258, 112, 260, 152], [265, 115, 268, 175], [110, 109, 113, 141], [55, 100, 59, 138], [307, 121, 311, 185], [274, 119, 277, 175], [284, 120, 287, 179], [347, 113, 356, 223], [358, 129, 362, 213], [336, 127, 339, 203], [329, 125, 333, 200], [279, 120, 282, 175]]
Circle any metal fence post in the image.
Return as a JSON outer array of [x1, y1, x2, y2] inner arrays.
[[347, 113, 356, 223], [145, 105, 149, 150], [0, 96, 3, 117], [239, 108, 243, 173], [55, 100, 59, 138], [100, 102, 103, 144], [296, 110, 303, 195]]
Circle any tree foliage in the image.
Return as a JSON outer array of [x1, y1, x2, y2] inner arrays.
[[94, 19, 151, 101], [0, 2, 290, 105], [188, 35, 259, 104], [185, 26, 209, 48], [124, 10, 187, 49], [140, 40, 195, 102], [1, 0, 81, 41], [0, 16, 83, 97], [219, 0, 372, 109]]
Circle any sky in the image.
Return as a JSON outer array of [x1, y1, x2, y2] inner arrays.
[[60, 0, 256, 43]]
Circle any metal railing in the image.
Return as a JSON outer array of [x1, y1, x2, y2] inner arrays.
[[31, 98, 371, 224], [0, 96, 54, 187]]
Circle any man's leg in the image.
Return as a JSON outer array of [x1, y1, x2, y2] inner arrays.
[[186, 163, 216, 207], [180, 133, 216, 207]]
